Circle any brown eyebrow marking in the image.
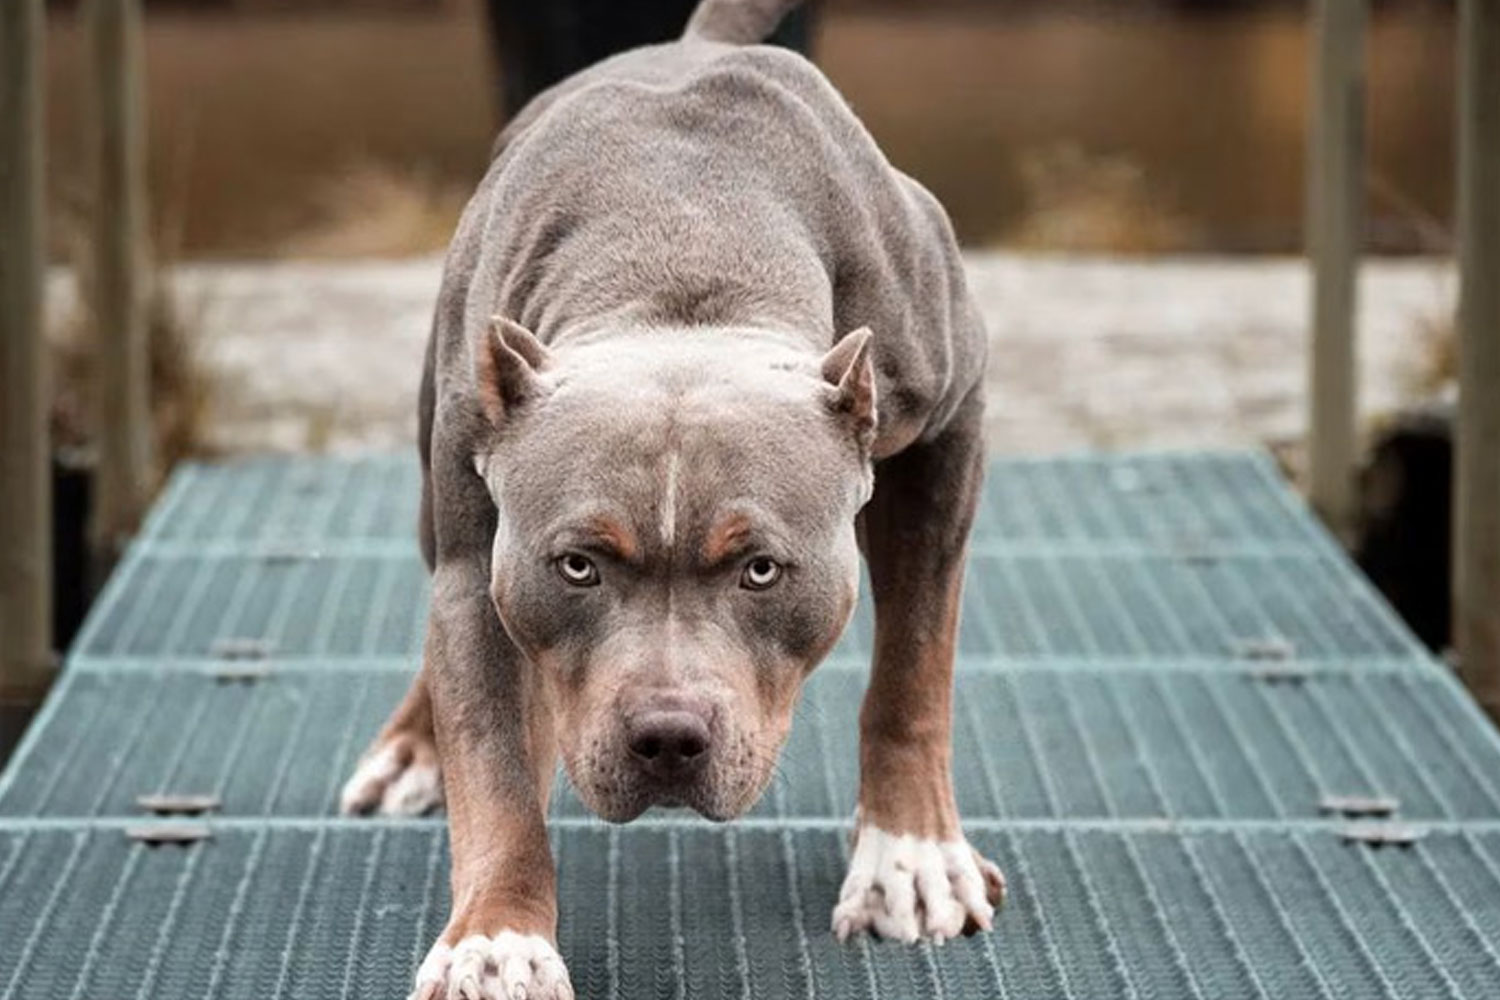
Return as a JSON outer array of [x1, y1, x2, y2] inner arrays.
[[579, 515, 640, 562], [701, 512, 754, 566]]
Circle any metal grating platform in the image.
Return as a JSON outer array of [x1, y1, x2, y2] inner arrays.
[[68, 547, 1423, 664], [7, 668, 1500, 823], [2, 824, 1500, 1000], [3, 450, 1499, 1000]]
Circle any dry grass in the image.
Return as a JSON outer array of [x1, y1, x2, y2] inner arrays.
[[278, 161, 470, 258], [49, 209, 216, 477], [1003, 144, 1195, 254], [1408, 309, 1458, 399]]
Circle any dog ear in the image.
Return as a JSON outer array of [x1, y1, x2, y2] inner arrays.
[[820, 326, 877, 443], [475, 317, 551, 424]]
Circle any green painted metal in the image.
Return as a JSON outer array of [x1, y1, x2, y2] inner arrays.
[[2, 450, 1498, 999]]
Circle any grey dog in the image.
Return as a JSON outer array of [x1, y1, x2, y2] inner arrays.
[[340, 1, 1002, 995]]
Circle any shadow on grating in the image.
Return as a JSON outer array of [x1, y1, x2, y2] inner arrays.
[[2, 825, 1499, 1000]]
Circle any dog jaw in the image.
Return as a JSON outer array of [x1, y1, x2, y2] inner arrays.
[[561, 714, 784, 823]]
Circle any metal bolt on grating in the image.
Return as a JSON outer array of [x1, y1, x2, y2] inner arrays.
[[135, 794, 221, 817], [209, 638, 275, 660], [1232, 635, 1298, 660], [211, 665, 273, 684], [1246, 664, 1312, 684], [124, 822, 213, 845], [257, 546, 323, 565], [1320, 794, 1400, 818], [1339, 823, 1427, 847], [1172, 547, 1222, 567]]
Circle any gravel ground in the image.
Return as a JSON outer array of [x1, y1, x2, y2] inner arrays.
[[46, 252, 1455, 458]]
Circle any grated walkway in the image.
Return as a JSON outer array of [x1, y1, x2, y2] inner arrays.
[[3, 451, 1499, 999]]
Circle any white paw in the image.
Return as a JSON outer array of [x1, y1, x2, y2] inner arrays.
[[410, 933, 573, 1000], [832, 825, 1005, 944], [339, 738, 443, 816]]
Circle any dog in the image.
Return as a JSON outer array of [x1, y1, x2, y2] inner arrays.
[[340, 1, 1003, 995]]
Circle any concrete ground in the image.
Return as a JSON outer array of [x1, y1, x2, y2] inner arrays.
[[47, 252, 1455, 459]]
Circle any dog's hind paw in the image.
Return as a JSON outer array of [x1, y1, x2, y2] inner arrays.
[[339, 733, 443, 816], [832, 824, 1005, 944], [411, 933, 573, 1000]]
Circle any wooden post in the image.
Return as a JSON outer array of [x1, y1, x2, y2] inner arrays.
[[89, 0, 153, 567], [0, 0, 54, 699], [1455, 0, 1500, 718], [1305, 0, 1366, 535]]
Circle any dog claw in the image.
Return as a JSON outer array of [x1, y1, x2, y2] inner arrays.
[[413, 932, 572, 1000], [833, 824, 1002, 943], [339, 734, 443, 817]]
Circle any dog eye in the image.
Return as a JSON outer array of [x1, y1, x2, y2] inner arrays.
[[555, 553, 600, 587], [740, 557, 782, 590]]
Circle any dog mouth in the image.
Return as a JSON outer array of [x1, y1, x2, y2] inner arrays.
[[564, 755, 772, 824], [570, 774, 739, 824]]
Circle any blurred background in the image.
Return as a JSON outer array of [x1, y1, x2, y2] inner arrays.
[[39, 0, 1457, 257], [10, 0, 1473, 740], [36, 0, 1462, 458]]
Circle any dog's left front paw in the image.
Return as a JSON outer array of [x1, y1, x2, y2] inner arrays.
[[410, 932, 573, 1000], [832, 825, 1005, 944], [339, 731, 443, 817]]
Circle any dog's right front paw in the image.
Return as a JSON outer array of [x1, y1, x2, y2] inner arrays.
[[339, 732, 443, 816], [832, 823, 1005, 944], [410, 933, 573, 1000]]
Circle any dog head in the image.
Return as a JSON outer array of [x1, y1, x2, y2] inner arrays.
[[472, 318, 875, 821]]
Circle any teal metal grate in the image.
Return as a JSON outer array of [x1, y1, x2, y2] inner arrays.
[[69, 550, 1423, 664], [5, 667, 1500, 823], [2, 824, 1500, 1000], [136, 451, 1332, 554], [3, 450, 1498, 999]]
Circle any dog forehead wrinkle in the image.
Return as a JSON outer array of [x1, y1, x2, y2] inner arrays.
[[492, 349, 866, 562]]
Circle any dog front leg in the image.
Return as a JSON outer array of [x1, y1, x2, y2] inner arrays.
[[409, 562, 572, 1000], [833, 391, 1005, 943]]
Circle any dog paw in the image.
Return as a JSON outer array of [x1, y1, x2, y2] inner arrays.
[[832, 825, 1005, 944], [410, 933, 573, 1000], [339, 733, 443, 816]]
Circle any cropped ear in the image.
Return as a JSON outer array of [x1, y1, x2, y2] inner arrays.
[[475, 317, 552, 425], [820, 326, 877, 444]]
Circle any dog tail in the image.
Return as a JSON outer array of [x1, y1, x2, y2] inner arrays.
[[683, 0, 802, 45]]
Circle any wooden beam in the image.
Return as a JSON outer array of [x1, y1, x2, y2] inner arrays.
[[1455, 0, 1500, 718], [89, 0, 154, 567], [1305, 0, 1366, 535], [0, 0, 54, 699]]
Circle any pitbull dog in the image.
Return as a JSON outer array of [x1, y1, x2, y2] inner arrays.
[[339, 1, 1003, 995]]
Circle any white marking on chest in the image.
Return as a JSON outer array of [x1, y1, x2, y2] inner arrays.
[[660, 449, 680, 548]]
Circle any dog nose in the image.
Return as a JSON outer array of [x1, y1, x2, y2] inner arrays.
[[626, 710, 712, 775]]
